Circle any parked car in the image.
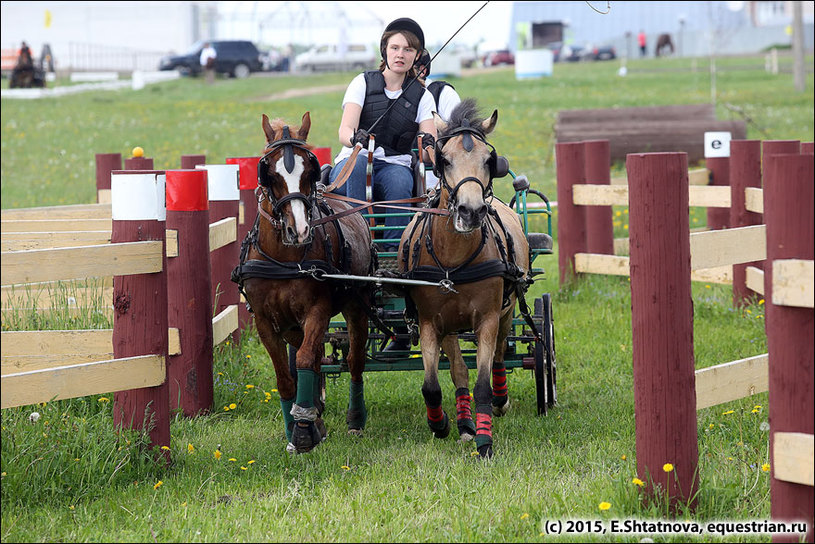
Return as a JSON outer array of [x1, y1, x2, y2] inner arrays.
[[560, 44, 585, 62], [483, 49, 515, 67], [159, 40, 266, 78], [583, 43, 617, 61], [294, 43, 377, 72]]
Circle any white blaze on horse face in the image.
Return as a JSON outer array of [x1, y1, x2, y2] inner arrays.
[[274, 155, 310, 242]]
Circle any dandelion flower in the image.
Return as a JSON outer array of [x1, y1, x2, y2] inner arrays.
[[759, 299, 765, 305], [663, 463, 674, 473], [709, 423, 715, 429], [98, 397, 110, 403], [521, 513, 530, 520], [620, 454, 627, 460], [229, 403, 237, 410], [29, 412, 40, 423], [240, 466, 248, 470], [722, 410, 735, 415], [214, 450, 222, 460], [246, 384, 255, 389], [229, 458, 237, 462], [760, 421, 770, 432], [153, 480, 163, 490], [271, 389, 278, 393], [223, 406, 230, 411], [161, 446, 170, 451], [187, 443, 195, 454], [470, 451, 479, 456], [341, 465, 351, 470], [599, 502, 611, 511], [762, 464, 770, 472], [632, 478, 644, 487]]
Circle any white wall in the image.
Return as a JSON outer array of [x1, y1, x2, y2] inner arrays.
[[1, 1, 204, 70]]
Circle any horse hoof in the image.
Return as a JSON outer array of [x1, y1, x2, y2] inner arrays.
[[457, 419, 476, 440], [345, 409, 367, 431], [477, 442, 494, 459], [315, 417, 328, 442], [458, 432, 475, 443], [292, 421, 323, 453], [347, 428, 364, 437], [286, 442, 296, 454], [429, 412, 451, 439], [492, 397, 510, 417]]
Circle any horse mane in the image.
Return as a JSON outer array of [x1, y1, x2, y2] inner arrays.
[[441, 98, 487, 137]]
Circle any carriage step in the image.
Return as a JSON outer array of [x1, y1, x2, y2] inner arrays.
[[528, 232, 553, 251]]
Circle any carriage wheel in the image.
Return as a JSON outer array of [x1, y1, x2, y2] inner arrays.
[[533, 297, 548, 415], [542, 293, 557, 408]]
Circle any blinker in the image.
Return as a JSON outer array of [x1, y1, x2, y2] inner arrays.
[[282, 126, 295, 174]]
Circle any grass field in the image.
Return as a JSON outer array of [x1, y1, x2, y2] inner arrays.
[[1, 54, 812, 542]]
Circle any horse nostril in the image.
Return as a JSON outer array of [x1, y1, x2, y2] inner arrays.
[[476, 204, 488, 221], [286, 225, 297, 240], [457, 204, 470, 219]]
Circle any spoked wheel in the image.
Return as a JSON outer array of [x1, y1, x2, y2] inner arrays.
[[533, 294, 557, 415], [533, 297, 548, 415]]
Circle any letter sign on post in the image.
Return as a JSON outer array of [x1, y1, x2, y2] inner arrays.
[[705, 131, 732, 158]]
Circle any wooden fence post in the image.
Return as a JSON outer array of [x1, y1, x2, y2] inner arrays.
[[763, 153, 814, 543], [729, 140, 763, 307], [312, 147, 332, 167], [801, 142, 813, 154], [125, 156, 154, 170], [180, 154, 206, 170], [583, 139, 614, 255], [165, 169, 214, 417], [706, 156, 730, 230], [197, 163, 241, 344], [555, 142, 587, 284], [226, 156, 260, 333], [95, 153, 121, 204], [628, 152, 699, 509], [110, 170, 170, 463]]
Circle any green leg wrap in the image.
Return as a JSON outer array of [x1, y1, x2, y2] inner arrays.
[[295, 369, 316, 409], [346, 379, 367, 430], [280, 397, 295, 442]]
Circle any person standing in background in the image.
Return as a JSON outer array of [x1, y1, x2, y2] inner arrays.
[[200, 42, 217, 84], [638, 30, 647, 57]]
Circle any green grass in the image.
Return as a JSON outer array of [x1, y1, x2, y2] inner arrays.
[[1, 55, 811, 542]]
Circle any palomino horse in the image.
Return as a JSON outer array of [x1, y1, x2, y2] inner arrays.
[[398, 99, 531, 458], [232, 112, 375, 453]]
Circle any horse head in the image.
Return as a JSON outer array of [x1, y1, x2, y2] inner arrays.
[[259, 112, 321, 245], [432, 98, 506, 233]]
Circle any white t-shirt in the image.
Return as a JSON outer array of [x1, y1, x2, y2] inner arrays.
[[200, 46, 216, 67], [424, 78, 462, 189], [334, 72, 436, 168]]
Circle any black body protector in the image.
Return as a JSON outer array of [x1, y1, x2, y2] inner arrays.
[[359, 70, 424, 156]]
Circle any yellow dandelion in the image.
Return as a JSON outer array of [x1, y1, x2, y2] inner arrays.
[[341, 465, 351, 470], [229, 403, 237, 410], [722, 410, 735, 415], [181, 501, 187, 507], [187, 443, 195, 454], [153, 480, 163, 490], [248, 460, 255, 464], [754, 405, 762, 409], [229, 458, 237, 462], [1, 472, 6, 477], [705, 285, 711, 289], [521, 513, 530, 520], [246, 355, 252, 359], [246, 384, 255, 389], [620, 454, 627, 460], [746, 309, 752, 314], [217, 372, 224, 376], [223, 406, 230, 411], [69, 505, 75, 510], [214, 450, 222, 460], [271, 388, 278, 393], [97, 397, 110, 403], [759, 299, 765, 305], [161, 446, 170, 451], [240, 466, 248, 470], [663, 463, 674, 473], [632, 477, 644, 487], [599, 502, 611, 511], [470, 451, 479, 456], [761, 463, 770, 472], [623, 225, 628, 230], [709, 423, 715, 429]]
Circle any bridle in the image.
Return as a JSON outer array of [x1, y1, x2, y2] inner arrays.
[[433, 121, 498, 214], [256, 126, 321, 243]]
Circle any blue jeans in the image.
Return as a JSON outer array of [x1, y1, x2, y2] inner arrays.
[[329, 154, 414, 251]]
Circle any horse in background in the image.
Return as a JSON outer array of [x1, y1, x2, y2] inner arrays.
[[656, 33, 675, 57], [398, 98, 531, 458], [232, 112, 375, 453]]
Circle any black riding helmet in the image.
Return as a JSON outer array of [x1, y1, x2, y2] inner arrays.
[[380, 17, 425, 68], [417, 50, 431, 78]]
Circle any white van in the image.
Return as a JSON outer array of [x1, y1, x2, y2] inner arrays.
[[294, 43, 378, 72]]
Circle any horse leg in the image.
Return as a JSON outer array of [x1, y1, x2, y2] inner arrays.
[[474, 315, 500, 458], [441, 335, 475, 441], [420, 323, 450, 439], [254, 318, 296, 448], [290, 311, 330, 453], [491, 312, 514, 416], [343, 303, 368, 435]]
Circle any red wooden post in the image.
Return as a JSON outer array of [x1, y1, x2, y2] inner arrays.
[[706, 156, 730, 230], [802, 142, 813, 154], [165, 169, 214, 417], [110, 170, 170, 463], [226, 156, 261, 332], [312, 146, 332, 167], [628, 152, 699, 509], [763, 153, 814, 543], [125, 156, 154, 170], [197, 163, 241, 344], [95, 153, 121, 204], [555, 142, 587, 284], [583, 140, 614, 255], [729, 140, 763, 307], [181, 154, 206, 170]]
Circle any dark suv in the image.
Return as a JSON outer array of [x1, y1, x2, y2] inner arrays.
[[159, 40, 265, 78]]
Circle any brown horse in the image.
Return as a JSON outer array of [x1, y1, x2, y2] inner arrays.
[[233, 112, 375, 453], [398, 99, 531, 458]]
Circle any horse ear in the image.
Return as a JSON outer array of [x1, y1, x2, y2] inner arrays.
[[298, 112, 311, 141], [432, 111, 447, 134], [262, 114, 274, 142], [481, 110, 498, 135]]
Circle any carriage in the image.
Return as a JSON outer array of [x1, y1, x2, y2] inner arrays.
[[233, 103, 558, 456]]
